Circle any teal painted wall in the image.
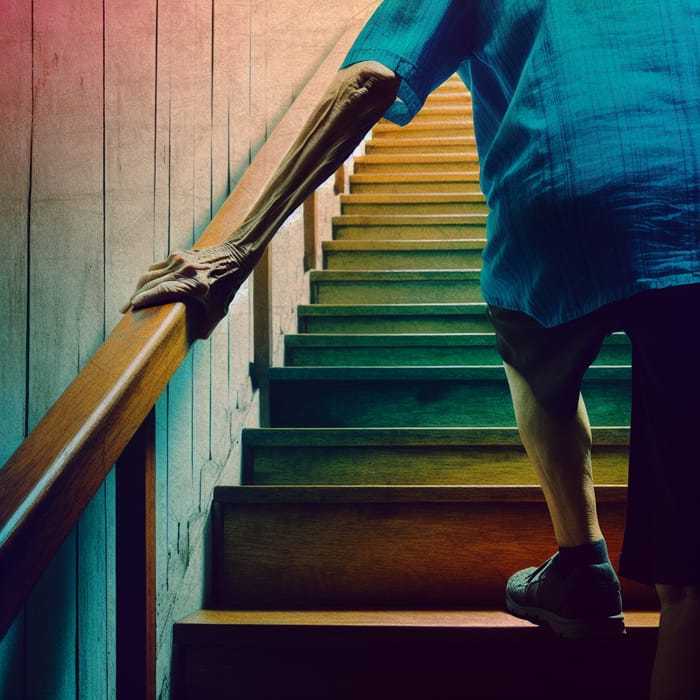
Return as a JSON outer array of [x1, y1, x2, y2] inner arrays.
[[0, 1, 378, 697]]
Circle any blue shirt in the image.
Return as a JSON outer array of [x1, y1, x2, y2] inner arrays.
[[341, 0, 700, 326]]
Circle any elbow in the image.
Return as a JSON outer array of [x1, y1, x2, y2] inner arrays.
[[333, 60, 401, 124]]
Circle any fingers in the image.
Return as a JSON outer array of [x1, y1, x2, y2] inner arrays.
[[130, 276, 201, 310]]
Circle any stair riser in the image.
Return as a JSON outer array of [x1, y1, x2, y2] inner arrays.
[[298, 312, 494, 334], [268, 375, 630, 428], [366, 143, 478, 156], [310, 278, 482, 304], [212, 496, 649, 609], [341, 201, 488, 216], [243, 444, 629, 486], [323, 249, 484, 271], [284, 339, 631, 367], [173, 619, 656, 700], [333, 223, 486, 240], [354, 160, 478, 174], [350, 180, 483, 194]]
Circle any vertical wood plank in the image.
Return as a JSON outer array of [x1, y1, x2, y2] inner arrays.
[[163, 0, 196, 610], [27, 1, 105, 697], [192, 0, 214, 497], [0, 3, 32, 690], [0, 0, 31, 468], [209, 0, 236, 468], [152, 3, 173, 694], [116, 409, 156, 700], [104, 3, 157, 690], [104, 0, 158, 332]]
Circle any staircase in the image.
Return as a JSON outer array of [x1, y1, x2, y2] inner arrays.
[[172, 77, 659, 699]]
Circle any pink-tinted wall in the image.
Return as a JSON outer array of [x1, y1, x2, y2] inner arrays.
[[0, 1, 379, 697]]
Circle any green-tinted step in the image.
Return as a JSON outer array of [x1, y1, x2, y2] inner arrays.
[[297, 303, 492, 334], [310, 270, 482, 304], [284, 332, 631, 367], [211, 484, 651, 609], [268, 366, 631, 428], [353, 154, 479, 174], [322, 239, 485, 270], [333, 214, 487, 240], [241, 427, 630, 486], [285, 332, 496, 366], [365, 136, 477, 155], [340, 193, 487, 216], [349, 172, 483, 195]]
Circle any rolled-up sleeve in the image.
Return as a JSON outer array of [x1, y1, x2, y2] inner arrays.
[[340, 0, 474, 125]]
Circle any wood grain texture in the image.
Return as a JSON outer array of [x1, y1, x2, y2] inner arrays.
[[212, 485, 655, 611], [0, 5, 382, 699], [171, 609, 658, 700]]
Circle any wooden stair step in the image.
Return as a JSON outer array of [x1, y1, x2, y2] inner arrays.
[[322, 239, 485, 270], [372, 121, 474, 139], [172, 609, 657, 699], [241, 426, 629, 486], [210, 485, 653, 609], [284, 331, 631, 366], [310, 269, 482, 304], [333, 214, 486, 240], [390, 105, 473, 121], [349, 171, 482, 194], [353, 153, 479, 174], [340, 192, 487, 216], [297, 303, 493, 334], [366, 136, 477, 155], [267, 365, 631, 428], [425, 90, 471, 106]]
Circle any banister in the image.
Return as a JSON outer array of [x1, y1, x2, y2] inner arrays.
[[0, 11, 372, 641]]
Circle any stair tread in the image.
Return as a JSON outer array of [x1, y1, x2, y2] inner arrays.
[[284, 331, 629, 348], [367, 136, 477, 146], [176, 608, 658, 634], [242, 426, 629, 447], [340, 193, 484, 204], [355, 153, 478, 164], [286, 331, 496, 347], [213, 484, 628, 504], [334, 214, 486, 225], [311, 269, 480, 281], [298, 303, 486, 316], [268, 364, 630, 381], [323, 239, 486, 251]]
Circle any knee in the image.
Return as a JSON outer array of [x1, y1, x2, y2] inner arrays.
[[656, 584, 700, 608]]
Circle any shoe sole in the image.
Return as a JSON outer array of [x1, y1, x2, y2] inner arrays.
[[506, 592, 626, 639]]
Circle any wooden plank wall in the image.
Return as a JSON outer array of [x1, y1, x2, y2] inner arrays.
[[0, 1, 379, 697]]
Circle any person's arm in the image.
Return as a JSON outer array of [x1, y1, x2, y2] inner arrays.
[[124, 60, 400, 339]]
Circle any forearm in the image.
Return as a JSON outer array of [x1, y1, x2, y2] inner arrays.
[[223, 60, 400, 270], [124, 61, 400, 339]]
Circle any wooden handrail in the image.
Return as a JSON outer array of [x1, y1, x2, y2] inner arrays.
[[0, 12, 372, 641]]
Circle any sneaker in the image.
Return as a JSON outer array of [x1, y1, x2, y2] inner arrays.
[[505, 553, 625, 638]]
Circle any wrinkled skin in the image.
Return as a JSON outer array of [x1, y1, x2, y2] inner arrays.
[[123, 61, 400, 339]]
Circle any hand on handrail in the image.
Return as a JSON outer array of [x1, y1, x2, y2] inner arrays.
[[122, 240, 252, 340]]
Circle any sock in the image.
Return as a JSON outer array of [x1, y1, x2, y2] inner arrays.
[[554, 538, 610, 576]]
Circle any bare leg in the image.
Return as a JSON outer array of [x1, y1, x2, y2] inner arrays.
[[503, 362, 603, 547], [651, 585, 700, 700]]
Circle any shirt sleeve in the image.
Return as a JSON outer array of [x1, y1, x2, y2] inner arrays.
[[340, 0, 474, 125]]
